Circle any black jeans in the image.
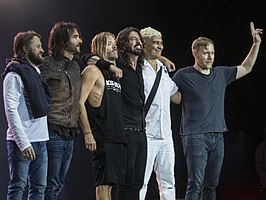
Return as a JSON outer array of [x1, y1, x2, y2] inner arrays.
[[116, 129, 147, 200]]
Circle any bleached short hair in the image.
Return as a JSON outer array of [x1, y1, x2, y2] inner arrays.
[[140, 27, 162, 39]]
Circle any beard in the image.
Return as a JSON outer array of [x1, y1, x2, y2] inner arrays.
[[65, 42, 80, 56], [126, 43, 143, 56], [28, 50, 44, 65], [107, 51, 118, 61], [126, 47, 143, 56]]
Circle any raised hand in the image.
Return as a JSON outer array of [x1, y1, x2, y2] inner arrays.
[[250, 22, 263, 44]]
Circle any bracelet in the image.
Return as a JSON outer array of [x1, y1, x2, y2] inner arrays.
[[84, 131, 92, 135]]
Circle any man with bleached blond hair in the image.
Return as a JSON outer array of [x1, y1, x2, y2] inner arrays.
[[139, 26, 181, 200]]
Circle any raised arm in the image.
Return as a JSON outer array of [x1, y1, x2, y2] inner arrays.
[[236, 22, 263, 79]]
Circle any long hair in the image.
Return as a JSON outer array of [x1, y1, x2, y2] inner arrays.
[[13, 30, 41, 59], [116, 27, 143, 67], [91, 31, 115, 61], [48, 21, 81, 59]]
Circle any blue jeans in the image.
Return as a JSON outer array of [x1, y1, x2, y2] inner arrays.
[[7, 140, 48, 200], [45, 130, 74, 200], [182, 133, 224, 200]]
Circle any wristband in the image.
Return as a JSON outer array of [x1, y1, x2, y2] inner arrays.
[[81, 53, 96, 66], [95, 58, 112, 70]]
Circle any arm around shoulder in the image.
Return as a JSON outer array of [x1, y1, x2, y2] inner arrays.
[[159, 56, 176, 72]]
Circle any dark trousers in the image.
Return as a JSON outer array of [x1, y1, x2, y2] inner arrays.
[[116, 129, 147, 200], [182, 133, 224, 200]]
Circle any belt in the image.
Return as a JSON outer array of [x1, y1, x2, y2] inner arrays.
[[124, 128, 144, 133]]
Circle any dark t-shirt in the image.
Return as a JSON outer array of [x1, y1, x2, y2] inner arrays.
[[172, 66, 237, 135], [116, 58, 145, 130]]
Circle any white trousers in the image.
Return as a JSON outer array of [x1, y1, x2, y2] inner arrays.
[[139, 137, 176, 200]]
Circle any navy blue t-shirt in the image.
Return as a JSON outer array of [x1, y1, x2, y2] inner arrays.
[[172, 66, 237, 135]]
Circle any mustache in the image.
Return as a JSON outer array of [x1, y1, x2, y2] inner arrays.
[[134, 42, 143, 48], [135, 41, 142, 47]]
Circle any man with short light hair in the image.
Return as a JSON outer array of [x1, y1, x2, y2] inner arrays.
[[172, 22, 262, 200], [139, 26, 181, 200]]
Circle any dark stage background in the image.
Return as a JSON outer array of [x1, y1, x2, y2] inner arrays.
[[0, 0, 266, 199]]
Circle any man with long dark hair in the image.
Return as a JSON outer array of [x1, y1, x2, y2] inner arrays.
[[114, 27, 147, 200], [39, 21, 83, 200]]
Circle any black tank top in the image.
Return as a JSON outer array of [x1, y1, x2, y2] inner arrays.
[[87, 69, 126, 143]]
